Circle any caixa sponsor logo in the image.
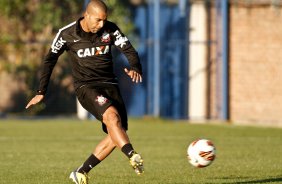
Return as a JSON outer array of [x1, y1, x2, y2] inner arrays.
[[51, 37, 66, 53], [77, 45, 110, 58]]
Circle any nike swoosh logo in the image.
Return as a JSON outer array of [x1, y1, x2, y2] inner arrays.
[[74, 39, 80, 42]]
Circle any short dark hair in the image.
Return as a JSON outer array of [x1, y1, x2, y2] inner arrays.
[[87, 0, 108, 13]]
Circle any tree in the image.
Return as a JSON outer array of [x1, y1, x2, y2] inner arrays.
[[0, 0, 135, 115]]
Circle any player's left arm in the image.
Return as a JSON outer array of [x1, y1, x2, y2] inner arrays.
[[112, 24, 142, 83], [124, 68, 142, 83]]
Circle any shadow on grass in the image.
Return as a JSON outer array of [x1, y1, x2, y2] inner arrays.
[[232, 177, 282, 184]]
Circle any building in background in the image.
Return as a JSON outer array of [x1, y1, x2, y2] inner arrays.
[[122, 0, 282, 127], [188, 0, 282, 127]]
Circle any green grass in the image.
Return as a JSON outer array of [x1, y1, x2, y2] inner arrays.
[[0, 118, 282, 184]]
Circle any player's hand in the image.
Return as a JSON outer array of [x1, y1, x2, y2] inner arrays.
[[124, 68, 142, 83], [25, 95, 44, 109]]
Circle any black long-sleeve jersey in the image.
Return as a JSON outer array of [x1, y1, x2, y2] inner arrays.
[[37, 17, 142, 95]]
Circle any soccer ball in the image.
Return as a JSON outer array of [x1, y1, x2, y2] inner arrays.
[[187, 139, 216, 168]]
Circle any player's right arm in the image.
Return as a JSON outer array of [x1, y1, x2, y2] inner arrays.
[[25, 95, 44, 109], [26, 30, 67, 109]]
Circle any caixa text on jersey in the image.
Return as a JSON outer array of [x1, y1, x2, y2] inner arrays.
[[77, 45, 110, 58]]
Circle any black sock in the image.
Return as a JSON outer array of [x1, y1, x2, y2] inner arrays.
[[121, 143, 135, 158], [77, 154, 101, 174]]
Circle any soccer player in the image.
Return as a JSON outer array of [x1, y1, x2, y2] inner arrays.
[[25, 0, 144, 183]]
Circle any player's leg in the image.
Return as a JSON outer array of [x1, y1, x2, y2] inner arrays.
[[73, 84, 143, 178], [93, 134, 116, 160], [103, 106, 129, 148], [102, 106, 144, 175], [70, 135, 116, 184], [77, 134, 116, 173]]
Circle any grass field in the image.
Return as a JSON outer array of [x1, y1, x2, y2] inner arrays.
[[0, 118, 282, 184]]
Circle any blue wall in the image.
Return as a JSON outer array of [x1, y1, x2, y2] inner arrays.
[[121, 2, 189, 119]]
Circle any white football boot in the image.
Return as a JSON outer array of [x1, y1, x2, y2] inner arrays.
[[69, 171, 89, 184], [129, 153, 144, 175]]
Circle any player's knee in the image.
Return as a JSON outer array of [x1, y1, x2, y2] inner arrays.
[[104, 111, 121, 127]]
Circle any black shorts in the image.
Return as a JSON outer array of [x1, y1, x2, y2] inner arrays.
[[76, 83, 128, 133]]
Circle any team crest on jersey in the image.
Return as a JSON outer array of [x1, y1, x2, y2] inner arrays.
[[101, 31, 111, 43], [95, 95, 108, 106]]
